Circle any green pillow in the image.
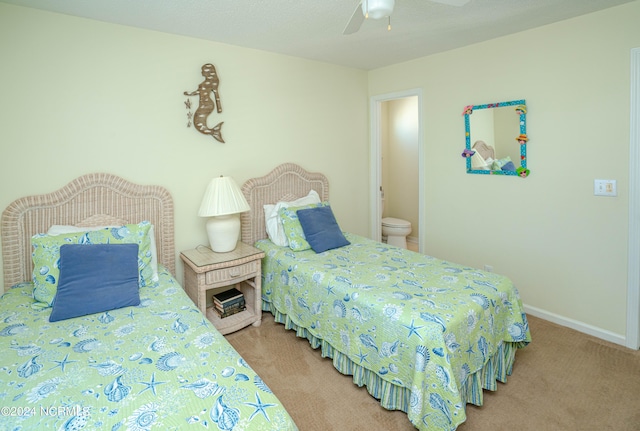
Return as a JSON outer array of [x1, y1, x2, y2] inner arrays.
[[279, 202, 327, 251], [31, 221, 153, 308]]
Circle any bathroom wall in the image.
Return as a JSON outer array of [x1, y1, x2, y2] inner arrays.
[[381, 96, 419, 243]]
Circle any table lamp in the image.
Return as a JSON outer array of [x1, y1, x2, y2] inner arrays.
[[198, 176, 250, 252]]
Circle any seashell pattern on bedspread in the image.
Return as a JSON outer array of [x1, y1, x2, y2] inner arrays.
[[258, 232, 530, 431], [0, 268, 297, 431]]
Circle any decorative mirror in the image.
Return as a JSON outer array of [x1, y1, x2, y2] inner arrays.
[[461, 99, 529, 177]]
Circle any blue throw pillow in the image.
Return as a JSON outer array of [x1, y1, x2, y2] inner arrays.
[[297, 205, 350, 253], [501, 161, 516, 171], [49, 244, 141, 322]]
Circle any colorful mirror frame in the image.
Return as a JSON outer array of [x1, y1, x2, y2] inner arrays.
[[462, 99, 529, 177]]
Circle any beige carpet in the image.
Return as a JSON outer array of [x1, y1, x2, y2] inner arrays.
[[226, 313, 640, 431]]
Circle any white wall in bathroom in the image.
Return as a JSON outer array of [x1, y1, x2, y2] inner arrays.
[[381, 96, 419, 241]]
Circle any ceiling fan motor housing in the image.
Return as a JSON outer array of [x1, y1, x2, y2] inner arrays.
[[362, 0, 395, 19]]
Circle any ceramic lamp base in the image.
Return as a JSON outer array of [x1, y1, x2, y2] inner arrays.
[[205, 214, 240, 253]]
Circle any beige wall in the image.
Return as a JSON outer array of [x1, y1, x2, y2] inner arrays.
[[0, 4, 370, 285], [369, 1, 640, 340], [2, 2, 640, 343]]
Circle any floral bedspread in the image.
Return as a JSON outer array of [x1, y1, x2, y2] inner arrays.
[[257, 233, 530, 431], [0, 268, 297, 431]]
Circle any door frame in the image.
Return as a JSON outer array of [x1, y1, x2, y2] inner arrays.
[[369, 88, 424, 251], [627, 47, 640, 350]]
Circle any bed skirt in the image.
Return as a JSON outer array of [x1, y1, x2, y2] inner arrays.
[[263, 300, 524, 429]]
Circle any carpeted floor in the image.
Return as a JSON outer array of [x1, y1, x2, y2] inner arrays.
[[225, 312, 640, 431]]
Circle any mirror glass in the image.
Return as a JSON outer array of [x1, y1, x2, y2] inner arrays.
[[462, 99, 529, 177]]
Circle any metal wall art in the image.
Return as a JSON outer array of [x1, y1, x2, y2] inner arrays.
[[184, 63, 224, 143]]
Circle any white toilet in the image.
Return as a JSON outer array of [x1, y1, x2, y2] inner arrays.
[[382, 217, 412, 249]]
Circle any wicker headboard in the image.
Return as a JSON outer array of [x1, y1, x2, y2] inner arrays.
[[240, 163, 329, 246], [1, 173, 175, 291]]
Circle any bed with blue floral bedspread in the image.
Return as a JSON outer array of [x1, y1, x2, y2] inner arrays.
[[240, 163, 531, 431], [0, 270, 297, 431], [0, 173, 297, 431]]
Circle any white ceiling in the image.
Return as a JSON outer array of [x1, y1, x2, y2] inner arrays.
[[2, 0, 634, 70]]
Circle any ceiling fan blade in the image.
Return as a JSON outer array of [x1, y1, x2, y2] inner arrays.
[[430, 0, 471, 6], [343, 2, 365, 35]]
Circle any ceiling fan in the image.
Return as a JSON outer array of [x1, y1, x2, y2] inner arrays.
[[343, 0, 471, 35]]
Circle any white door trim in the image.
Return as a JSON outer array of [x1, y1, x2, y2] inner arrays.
[[369, 89, 424, 251], [627, 47, 640, 349]]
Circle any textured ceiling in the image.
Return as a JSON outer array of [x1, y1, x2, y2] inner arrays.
[[1, 0, 634, 70]]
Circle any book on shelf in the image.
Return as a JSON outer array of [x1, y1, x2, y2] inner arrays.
[[214, 295, 245, 309], [216, 303, 246, 318], [212, 287, 246, 318], [213, 287, 243, 306], [215, 298, 246, 314]]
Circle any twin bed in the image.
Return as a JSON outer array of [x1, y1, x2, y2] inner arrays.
[[0, 173, 297, 430], [0, 164, 530, 431], [241, 163, 531, 431]]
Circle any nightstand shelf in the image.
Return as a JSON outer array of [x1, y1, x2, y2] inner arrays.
[[180, 242, 265, 335]]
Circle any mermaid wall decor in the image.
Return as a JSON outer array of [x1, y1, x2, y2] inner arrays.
[[184, 63, 224, 143]]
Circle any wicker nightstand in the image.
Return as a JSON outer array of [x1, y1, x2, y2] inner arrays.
[[180, 242, 265, 335]]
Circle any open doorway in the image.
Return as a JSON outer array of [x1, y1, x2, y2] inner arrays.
[[369, 89, 424, 252]]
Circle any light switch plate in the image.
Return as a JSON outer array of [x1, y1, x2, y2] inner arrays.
[[594, 179, 617, 196]]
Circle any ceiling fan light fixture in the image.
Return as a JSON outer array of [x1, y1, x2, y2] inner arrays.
[[362, 0, 395, 20]]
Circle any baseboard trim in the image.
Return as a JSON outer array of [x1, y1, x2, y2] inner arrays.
[[524, 304, 626, 346]]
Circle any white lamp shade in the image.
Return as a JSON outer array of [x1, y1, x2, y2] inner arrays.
[[198, 176, 250, 217], [362, 0, 395, 19]]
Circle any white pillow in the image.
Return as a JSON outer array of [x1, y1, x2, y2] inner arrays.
[[470, 152, 490, 170], [263, 190, 320, 246], [47, 224, 159, 283]]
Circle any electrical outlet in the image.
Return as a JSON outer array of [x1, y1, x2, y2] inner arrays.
[[594, 179, 617, 197], [484, 264, 493, 272]]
